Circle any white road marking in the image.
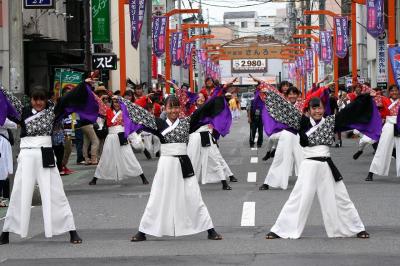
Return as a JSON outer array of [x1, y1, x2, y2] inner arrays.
[[241, 202, 256, 226], [251, 147, 257, 151], [250, 157, 258, 163], [247, 172, 257, 182]]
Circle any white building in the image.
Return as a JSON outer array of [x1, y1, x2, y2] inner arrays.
[[223, 11, 275, 38]]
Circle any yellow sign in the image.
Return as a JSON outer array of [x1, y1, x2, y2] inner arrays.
[[220, 46, 284, 60]]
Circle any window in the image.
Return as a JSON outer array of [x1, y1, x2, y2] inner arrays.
[[255, 22, 260, 27], [241, 21, 248, 28], [229, 22, 235, 26]]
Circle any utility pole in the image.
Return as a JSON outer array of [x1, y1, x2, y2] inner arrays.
[[83, 0, 92, 72], [196, 0, 204, 90], [287, 0, 296, 43], [147, 0, 152, 87], [319, 0, 326, 31], [8, 0, 24, 95], [177, 0, 183, 86]]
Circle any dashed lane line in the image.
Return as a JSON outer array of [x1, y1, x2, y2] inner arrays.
[[241, 202, 256, 226]]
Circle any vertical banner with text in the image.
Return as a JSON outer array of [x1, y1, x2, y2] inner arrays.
[[129, 0, 146, 49], [152, 16, 167, 57], [171, 32, 183, 66], [367, 0, 384, 38], [388, 46, 400, 89], [334, 16, 349, 58], [320, 31, 333, 64]]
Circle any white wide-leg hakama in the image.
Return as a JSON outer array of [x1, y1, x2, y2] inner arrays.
[[369, 116, 400, 176], [187, 126, 233, 184], [141, 132, 161, 155], [265, 132, 281, 152], [0, 135, 13, 180], [270, 145, 365, 239], [3, 136, 76, 238], [264, 130, 303, 189], [95, 125, 143, 181], [139, 143, 214, 237]]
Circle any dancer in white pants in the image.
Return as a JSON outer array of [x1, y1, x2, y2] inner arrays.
[[259, 86, 381, 239], [260, 130, 303, 190], [367, 84, 400, 181], [118, 94, 231, 242], [89, 97, 149, 185], [188, 125, 236, 190], [260, 86, 304, 190], [0, 82, 100, 245]]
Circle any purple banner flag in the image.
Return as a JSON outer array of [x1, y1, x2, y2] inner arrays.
[[129, 0, 146, 49], [367, 0, 385, 38], [170, 32, 183, 66], [183, 42, 194, 69], [334, 16, 349, 58], [388, 46, 400, 89], [152, 16, 167, 57], [320, 31, 333, 64], [312, 43, 320, 58], [305, 49, 314, 73]]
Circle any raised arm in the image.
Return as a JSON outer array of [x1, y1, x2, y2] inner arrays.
[[0, 86, 23, 125], [54, 82, 100, 123], [190, 96, 232, 136], [118, 97, 157, 136], [335, 94, 382, 141]]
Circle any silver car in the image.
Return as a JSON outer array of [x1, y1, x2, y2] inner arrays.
[[240, 92, 254, 110]]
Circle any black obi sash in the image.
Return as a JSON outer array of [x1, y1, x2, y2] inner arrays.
[[307, 157, 343, 182], [174, 155, 195, 178]]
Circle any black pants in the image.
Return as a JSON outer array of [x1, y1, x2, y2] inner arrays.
[[74, 128, 84, 163], [0, 179, 10, 199], [53, 144, 64, 172], [249, 120, 263, 146]]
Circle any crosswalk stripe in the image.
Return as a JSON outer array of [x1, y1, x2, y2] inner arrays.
[[251, 147, 257, 151], [241, 202, 256, 226], [247, 172, 257, 182], [250, 157, 258, 163]]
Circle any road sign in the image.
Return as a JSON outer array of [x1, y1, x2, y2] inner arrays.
[[24, 0, 55, 9], [92, 54, 117, 70]]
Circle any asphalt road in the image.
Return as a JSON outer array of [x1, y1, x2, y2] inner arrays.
[[1, 112, 400, 266]]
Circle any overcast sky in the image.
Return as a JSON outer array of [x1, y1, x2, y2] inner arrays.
[[180, 0, 287, 25]]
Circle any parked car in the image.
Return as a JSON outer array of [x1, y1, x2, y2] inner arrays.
[[240, 92, 254, 110]]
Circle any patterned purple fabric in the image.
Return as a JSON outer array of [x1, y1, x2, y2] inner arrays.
[[120, 101, 144, 138], [0, 90, 20, 126], [345, 100, 382, 141], [252, 90, 290, 136], [61, 84, 99, 123], [199, 99, 232, 137]]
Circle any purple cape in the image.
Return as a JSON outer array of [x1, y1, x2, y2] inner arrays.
[[343, 100, 382, 141], [0, 90, 20, 126], [199, 98, 232, 137], [58, 84, 99, 123]]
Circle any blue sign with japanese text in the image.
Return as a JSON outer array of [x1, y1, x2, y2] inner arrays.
[[24, 0, 54, 9]]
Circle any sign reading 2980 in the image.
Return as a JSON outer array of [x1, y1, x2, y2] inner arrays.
[[24, 0, 55, 9], [232, 59, 267, 73]]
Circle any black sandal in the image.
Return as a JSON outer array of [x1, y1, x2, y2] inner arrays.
[[131, 232, 147, 242], [89, 177, 97, 186], [0, 232, 9, 245], [229, 176, 238, 182], [69, 230, 82, 244], [259, 184, 269, 190], [357, 231, 370, 239], [265, 232, 280, 239], [207, 229, 223, 240]]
